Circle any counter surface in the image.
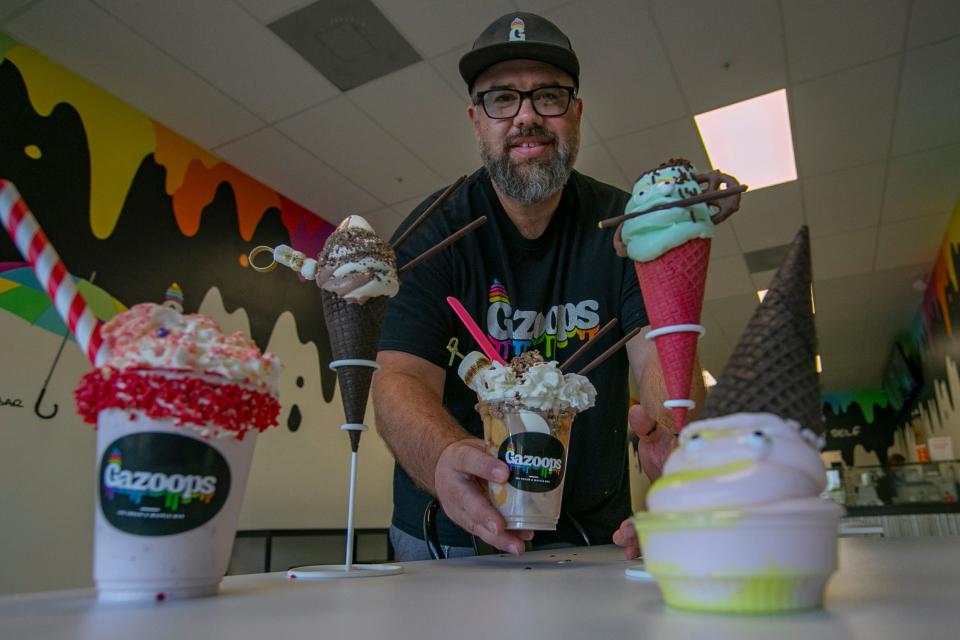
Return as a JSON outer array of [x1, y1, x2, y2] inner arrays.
[[2, 537, 958, 640]]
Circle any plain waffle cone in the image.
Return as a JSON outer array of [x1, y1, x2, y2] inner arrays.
[[634, 237, 711, 430], [701, 226, 821, 435], [321, 290, 388, 450]]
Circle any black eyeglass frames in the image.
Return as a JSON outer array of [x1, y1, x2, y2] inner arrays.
[[474, 85, 577, 119]]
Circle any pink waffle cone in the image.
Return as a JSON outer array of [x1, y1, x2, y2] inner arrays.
[[634, 237, 711, 430]]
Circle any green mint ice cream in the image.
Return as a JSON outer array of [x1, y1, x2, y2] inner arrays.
[[620, 160, 715, 262]]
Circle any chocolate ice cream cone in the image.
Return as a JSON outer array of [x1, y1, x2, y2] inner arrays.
[[321, 290, 388, 450], [700, 226, 821, 435]]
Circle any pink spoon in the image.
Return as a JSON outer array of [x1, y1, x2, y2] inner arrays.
[[446, 296, 507, 365]]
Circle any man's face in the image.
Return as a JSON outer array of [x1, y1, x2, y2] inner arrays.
[[468, 59, 582, 204]]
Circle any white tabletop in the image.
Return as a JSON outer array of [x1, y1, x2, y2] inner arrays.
[[2, 537, 958, 639]]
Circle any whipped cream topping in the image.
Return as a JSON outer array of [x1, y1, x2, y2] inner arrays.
[[99, 303, 281, 393], [316, 215, 399, 303], [460, 350, 596, 414], [647, 413, 828, 513]]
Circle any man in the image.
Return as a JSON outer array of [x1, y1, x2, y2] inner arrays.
[[373, 12, 700, 561]]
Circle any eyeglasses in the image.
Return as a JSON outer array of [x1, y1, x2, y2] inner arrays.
[[474, 85, 577, 119]]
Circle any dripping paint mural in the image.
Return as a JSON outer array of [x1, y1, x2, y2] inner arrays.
[[903, 199, 960, 453], [0, 36, 399, 595], [819, 198, 960, 466], [0, 34, 340, 410], [821, 390, 902, 466]]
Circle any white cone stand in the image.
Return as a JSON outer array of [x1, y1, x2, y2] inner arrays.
[[644, 323, 706, 414], [287, 359, 403, 580]]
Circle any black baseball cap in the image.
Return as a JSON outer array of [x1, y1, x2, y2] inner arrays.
[[459, 12, 579, 91]]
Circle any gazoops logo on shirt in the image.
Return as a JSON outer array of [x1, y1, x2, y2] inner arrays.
[[485, 279, 601, 360]]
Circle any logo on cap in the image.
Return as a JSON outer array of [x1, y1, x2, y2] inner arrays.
[[509, 17, 526, 41]]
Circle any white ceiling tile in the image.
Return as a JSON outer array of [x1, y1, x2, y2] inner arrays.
[[874, 212, 951, 270], [606, 118, 711, 183], [704, 254, 754, 301], [791, 57, 899, 176], [730, 181, 805, 252], [429, 43, 472, 97], [892, 37, 960, 155], [549, 0, 687, 138], [703, 293, 757, 345], [349, 62, 479, 182], [907, 0, 960, 47], [803, 162, 885, 238], [276, 96, 444, 204], [750, 268, 777, 291], [94, 0, 339, 123], [5, 0, 263, 148], [710, 222, 742, 259], [361, 206, 404, 239], [373, 0, 514, 58], [783, 0, 910, 82], [813, 272, 875, 314], [649, 0, 786, 113], [391, 192, 434, 219], [812, 227, 877, 280], [234, 0, 313, 24], [0, 0, 33, 21], [866, 264, 927, 317], [575, 144, 629, 191], [215, 127, 381, 221], [883, 144, 960, 222]]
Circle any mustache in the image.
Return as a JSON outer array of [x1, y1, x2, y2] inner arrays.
[[504, 127, 557, 148]]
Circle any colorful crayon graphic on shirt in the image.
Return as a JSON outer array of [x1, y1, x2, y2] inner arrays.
[[485, 279, 601, 360]]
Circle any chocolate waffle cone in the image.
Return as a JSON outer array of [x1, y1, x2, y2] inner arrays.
[[634, 237, 711, 430], [321, 289, 388, 450], [701, 226, 821, 435]]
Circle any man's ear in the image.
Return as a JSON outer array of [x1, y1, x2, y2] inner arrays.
[[576, 97, 583, 119]]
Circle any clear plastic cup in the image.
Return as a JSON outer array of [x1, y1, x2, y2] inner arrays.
[[93, 406, 257, 601], [477, 399, 576, 530]]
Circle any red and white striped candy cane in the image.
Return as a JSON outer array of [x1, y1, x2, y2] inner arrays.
[[0, 179, 107, 366]]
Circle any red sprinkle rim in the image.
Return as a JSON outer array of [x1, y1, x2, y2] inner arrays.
[[75, 368, 280, 439]]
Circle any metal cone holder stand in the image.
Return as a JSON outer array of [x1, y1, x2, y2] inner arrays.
[[644, 323, 706, 415], [287, 358, 402, 580]]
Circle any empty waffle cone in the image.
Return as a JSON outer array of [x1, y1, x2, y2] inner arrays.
[[321, 290, 388, 450], [700, 226, 821, 435], [634, 237, 711, 430]]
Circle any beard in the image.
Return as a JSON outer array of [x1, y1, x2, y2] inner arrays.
[[480, 126, 579, 205]]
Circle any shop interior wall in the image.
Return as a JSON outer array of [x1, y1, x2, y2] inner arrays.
[[820, 199, 960, 468], [0, 37, 396, 595]]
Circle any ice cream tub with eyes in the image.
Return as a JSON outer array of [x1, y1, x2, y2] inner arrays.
[[632, 227, 844, 614]]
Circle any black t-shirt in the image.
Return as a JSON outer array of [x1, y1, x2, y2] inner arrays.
[[379, 167, 648, 547]]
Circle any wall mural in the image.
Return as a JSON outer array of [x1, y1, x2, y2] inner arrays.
[[0, 35, 339, 426], [820, 200, 960, 465]]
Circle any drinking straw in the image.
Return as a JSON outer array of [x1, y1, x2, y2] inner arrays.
[[597, 185, 748, 229], [558, 318, 618, 372], [391, 175, 466, 250], [0, 179, 107, 366], [398, 217, 486, 275], [576, 326, 643, 376], [446, 295, 507, 365]]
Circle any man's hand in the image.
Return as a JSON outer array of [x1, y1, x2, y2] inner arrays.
[[629, 403, 676, 483], [435, 438, 534, 555], [612, 518, 640, 559]]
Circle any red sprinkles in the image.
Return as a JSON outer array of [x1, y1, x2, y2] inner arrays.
[[75, 368, 279, 439]]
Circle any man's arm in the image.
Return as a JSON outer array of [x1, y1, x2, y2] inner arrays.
[[372, 350, 532, 554]]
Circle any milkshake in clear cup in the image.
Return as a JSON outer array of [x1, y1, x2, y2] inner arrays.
[[75, 304, 281, 601], [460, 351, 595, 531], [477, 399, 576, 530]]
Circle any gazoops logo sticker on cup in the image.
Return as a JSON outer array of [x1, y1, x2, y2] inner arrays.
[[498, 432, 566, 492], [99, 433, 231, 536]]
